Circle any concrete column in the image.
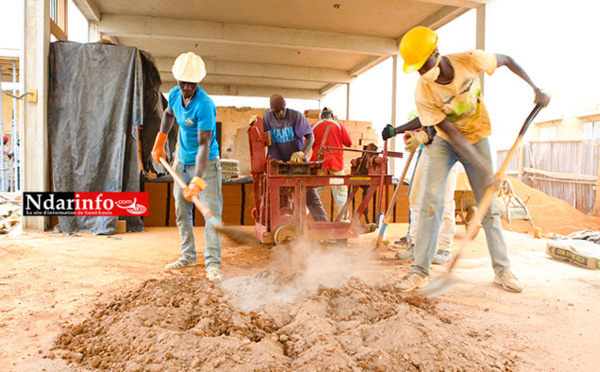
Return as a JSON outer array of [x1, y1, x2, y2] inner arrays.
[[345, 82, 351, 120], [88, 22, 100, 42], [476, 5, 486, 94], [22, 0, 50, 231]]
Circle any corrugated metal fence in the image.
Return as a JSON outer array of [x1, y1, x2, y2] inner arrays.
[[497, 140, 600, 215]]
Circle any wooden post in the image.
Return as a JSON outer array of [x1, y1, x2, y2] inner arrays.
[[595, 143, 600, 216], [390, 55, 397, 175], [517, 144, 524, 182]]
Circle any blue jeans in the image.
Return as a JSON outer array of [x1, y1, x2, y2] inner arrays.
[[410, 136, 510, 276], [173, 158, 223, 269]]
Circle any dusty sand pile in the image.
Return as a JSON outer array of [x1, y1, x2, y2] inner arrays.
[[53, 277, 519, 372], [500, 177, 600, 236], [52, 243, 521, 371]]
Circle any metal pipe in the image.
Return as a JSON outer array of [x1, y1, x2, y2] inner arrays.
[[323, 146, 404, 158], [11, 60, 18, 191], [0, 67, 5, 191]]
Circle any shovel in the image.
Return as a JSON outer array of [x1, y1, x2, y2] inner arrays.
[[374, 150, 415, 250], [159, 157, 260, 245], [418, 104, 543, 298]]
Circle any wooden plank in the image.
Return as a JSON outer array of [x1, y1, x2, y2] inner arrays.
[[50, 20, 67, 41], [144, 183, 168, 227], [596, 143, 600, 216], [529, 176, 596, 185], [517, 144, 524, 181], [522, 167, 597, 182]]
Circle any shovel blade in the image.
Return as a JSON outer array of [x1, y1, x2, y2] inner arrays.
[[214, 224, 261, 245], [418, 276, 458, 298]]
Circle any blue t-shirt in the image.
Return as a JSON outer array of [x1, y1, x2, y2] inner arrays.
[[168, 86, 219, 165], [262, 109, 312, 161]]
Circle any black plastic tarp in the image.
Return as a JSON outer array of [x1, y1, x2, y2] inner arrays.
[[138, 51, 178, 175], [48, 41, 164, 234]]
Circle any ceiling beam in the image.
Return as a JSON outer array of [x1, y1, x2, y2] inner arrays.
[[397, 5, 470, 43], [160, 82, 322, 100], [154, 57, 352, 84], [349, 55, 390, 77], [160, 72, 324, 90], [418, 5, 471, 31], [410, 0, 486, 8], [71, 0, 101, 22], [97, 14, 398, 56], [320, 83, 344, 96]]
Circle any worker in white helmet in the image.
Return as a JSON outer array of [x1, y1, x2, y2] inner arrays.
[[390, 26, 550, 293], [151, 52, 223, 281]]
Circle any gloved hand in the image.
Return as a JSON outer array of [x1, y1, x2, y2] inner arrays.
[[534, 88, 551, 108], [404, 130, 429, 152], [290, 151, 305, 163], [382, 124, 396, 141], [183, 176, 207, 202], [151, 132, 168, 163]]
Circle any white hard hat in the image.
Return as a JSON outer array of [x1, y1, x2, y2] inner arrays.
[[172, 52, 206, 83]]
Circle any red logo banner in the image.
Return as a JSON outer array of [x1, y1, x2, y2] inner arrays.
[[74, 192, 149, 216]]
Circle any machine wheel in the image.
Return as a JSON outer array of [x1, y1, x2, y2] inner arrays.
[[465, 206, 480, 238], [274, 225, 302, 245]]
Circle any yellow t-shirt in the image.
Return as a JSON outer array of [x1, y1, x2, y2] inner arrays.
[[415, 50, 497, 144]]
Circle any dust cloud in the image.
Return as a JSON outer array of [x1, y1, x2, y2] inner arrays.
[[221, 240, 377, 312]]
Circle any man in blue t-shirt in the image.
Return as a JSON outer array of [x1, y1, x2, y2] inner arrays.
[[151, 52, 223, 281], [262, 94, 327, 222]]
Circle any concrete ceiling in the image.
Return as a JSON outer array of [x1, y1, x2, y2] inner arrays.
[[74, 0, 485, 99]]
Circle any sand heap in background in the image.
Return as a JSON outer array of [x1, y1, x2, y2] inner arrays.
[[500, 177, 600, 236]]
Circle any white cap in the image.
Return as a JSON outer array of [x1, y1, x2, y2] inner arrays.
[[172, 52, 206, 83]]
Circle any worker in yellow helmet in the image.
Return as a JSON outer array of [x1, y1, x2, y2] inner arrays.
[[389, 26, 550, 293], [151, 52, 223, 281]]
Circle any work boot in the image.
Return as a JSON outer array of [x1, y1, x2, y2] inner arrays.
[[394, 272, 429, 292], [206, 266, 222, 282], [164, 258, 197, 270], [493, 270, 523, 293], [393, 236, 412, 250], [394, 245, 414, 260], [432, 250, 451, 265]]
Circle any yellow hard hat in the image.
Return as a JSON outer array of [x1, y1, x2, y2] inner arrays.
[[172, 52, 207, 83], [399, 26, 438, 74]]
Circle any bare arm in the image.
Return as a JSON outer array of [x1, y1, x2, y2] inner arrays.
[[496, 54, 550, 107], [394, 117, 422, 135], [437, 119, 494, 187], [160, 107, 176, 134], [302, 133, 315, 154], [382, 117, 422, 141], [194, 130, 212, 178]]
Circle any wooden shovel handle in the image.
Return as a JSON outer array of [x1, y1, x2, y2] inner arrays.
[[159, 157, 214, 220]]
